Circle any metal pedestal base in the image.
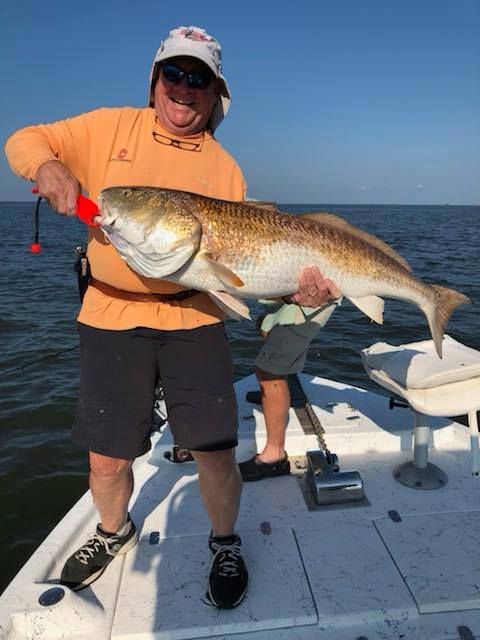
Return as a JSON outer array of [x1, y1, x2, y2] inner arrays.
[[392, 411, 448, 490], [393, 460, 448, 490]]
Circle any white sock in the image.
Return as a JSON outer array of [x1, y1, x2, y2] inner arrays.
[[116, 519, 132, 537]]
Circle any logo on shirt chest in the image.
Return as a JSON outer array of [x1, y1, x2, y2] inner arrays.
[[115, 148, 130, 161]]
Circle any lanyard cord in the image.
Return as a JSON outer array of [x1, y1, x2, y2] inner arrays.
[[31, 196, 42, 253], [30, 194, 91, 301]]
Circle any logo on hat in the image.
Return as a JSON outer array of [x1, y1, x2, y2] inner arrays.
[[178, 28, 213, 42]]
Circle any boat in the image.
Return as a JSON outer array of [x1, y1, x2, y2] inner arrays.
[[1, 337, 480, 640]]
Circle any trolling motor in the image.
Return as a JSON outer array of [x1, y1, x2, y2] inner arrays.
[[289, 376, 365, 506]]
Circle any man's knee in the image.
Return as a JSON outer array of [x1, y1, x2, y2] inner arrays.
[[191, 448, 236, 474], [255, 366, 287, 383], [89, 451, 134, 478]]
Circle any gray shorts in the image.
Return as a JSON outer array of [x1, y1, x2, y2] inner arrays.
[[255, 304, 337, 376]]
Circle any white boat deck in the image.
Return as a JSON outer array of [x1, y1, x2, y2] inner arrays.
[[1, 373, 479, 640]]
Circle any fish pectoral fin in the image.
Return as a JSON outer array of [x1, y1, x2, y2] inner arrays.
[[348, 295, 385, 324], [198, 252, 245, 288], [207, 290, 251, 321]]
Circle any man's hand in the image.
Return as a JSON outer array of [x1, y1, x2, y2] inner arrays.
[[289, 266, 341, 308], [35, 160, 81, 216]]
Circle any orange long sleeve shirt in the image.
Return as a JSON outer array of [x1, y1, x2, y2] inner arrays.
[[5, 107, 247, 330]]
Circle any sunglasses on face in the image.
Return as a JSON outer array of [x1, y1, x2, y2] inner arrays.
[[161, 63, 214, 90]]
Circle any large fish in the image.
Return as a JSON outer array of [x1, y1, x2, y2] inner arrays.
[[98, 186, 471, 358]]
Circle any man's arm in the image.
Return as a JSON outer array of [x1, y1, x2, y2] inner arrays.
[[4, 111, 101, 214]]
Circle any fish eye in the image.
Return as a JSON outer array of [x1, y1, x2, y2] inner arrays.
[[122, 189, 131, 197]]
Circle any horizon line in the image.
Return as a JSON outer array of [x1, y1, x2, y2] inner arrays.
[[1, 200, 479, 207]]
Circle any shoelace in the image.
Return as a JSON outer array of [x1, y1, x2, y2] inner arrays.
[[74, 533, 114, 565], [211, 543, 242, 577]]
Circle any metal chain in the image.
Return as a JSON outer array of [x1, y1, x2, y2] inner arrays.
[[303, 400, 330, 454], [288, 374, 331, 455]]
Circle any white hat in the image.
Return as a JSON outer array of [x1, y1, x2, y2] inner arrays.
[[149, 26, 231, 133]]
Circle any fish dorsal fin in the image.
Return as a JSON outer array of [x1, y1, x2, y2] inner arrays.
[[246, 201, 279, 212], [198, 251, 245, 288], [348, 295, 385, 324], [301, 212, 412, 272], [207, 290, 251, 321]]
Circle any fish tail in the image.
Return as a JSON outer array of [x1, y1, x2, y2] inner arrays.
[[425, 285, 471, 358]]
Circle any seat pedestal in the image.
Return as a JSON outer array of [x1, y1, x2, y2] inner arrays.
[[393, 413, 448, 489], [361, 336, 480, 489]]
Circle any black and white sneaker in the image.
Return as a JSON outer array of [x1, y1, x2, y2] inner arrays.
[[205, 532, 248, 609], [60, 516, 138, 591]]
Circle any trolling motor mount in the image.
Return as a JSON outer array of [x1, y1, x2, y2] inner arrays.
[[305, 449, 365, 505], [287, 374, 366, 506]]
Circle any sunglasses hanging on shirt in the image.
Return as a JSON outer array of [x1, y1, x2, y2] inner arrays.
[[151, 130, 204, 152]]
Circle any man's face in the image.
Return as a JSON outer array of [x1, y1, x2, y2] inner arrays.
[[153, 57, 220, 136]]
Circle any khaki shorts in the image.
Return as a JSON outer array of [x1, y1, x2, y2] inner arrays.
[[255, 304, 337, 376]]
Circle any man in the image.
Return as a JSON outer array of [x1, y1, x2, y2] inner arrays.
[[239, 273, 341, 482], [5, 25, 337, 608], [6, 25, 248, 609]]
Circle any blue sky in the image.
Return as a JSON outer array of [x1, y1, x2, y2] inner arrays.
[[1, 0, 478, 204]]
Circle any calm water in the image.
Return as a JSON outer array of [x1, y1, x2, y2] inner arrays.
[[0, 200, 478, 593]]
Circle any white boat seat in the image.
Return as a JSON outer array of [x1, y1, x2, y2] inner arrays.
[[361, 335, 480, 483]]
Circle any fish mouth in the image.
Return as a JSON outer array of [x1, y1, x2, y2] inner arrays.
[[97, 195, 118, 229]]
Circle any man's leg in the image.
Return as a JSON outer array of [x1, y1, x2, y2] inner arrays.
[[254, 369, 290, 463], [192, 448, 246, 608], [240, 304, 337, 481], [60, 451, 139, 591], [160, 323, 247, 608], [192, 448, 242, 536], [61, 325, 157, 591], [89, 452, 134, 533]]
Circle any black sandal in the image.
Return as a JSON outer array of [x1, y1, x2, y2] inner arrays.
[[238, 454, 290, 482]]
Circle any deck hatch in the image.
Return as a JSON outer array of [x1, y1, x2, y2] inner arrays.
[[294, 521, 416, 627], [112, 527, 317, 639], [374, 511, 480, 614]]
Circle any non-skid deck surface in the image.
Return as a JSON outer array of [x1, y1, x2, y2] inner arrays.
[[112, 528, 316, 639], [375, 511, 480, 614], [2, 374, 480, 640]]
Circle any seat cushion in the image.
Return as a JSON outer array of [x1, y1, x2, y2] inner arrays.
[[362, 335, 480, 390]]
